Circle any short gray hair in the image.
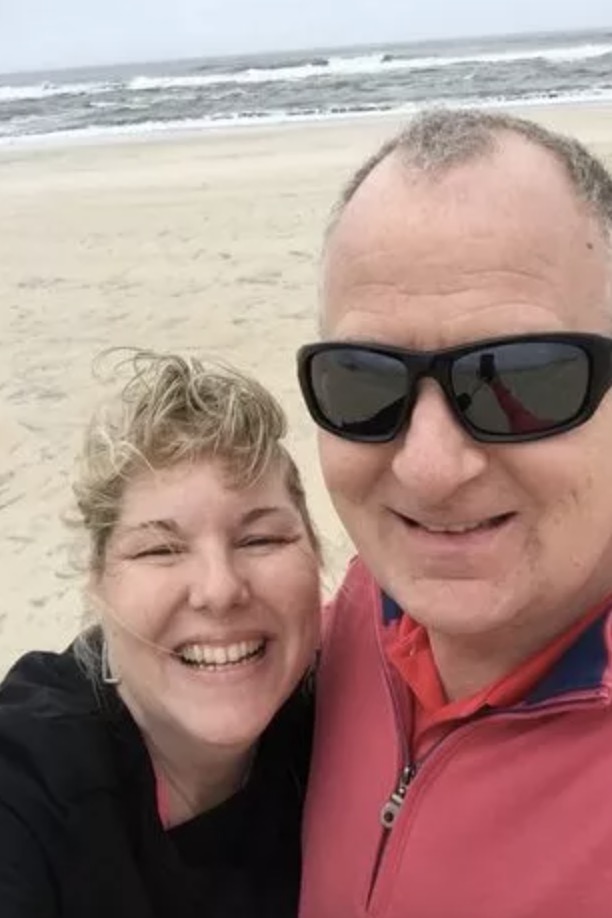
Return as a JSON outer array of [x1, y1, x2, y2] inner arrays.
[[331, 108, 612, 239]]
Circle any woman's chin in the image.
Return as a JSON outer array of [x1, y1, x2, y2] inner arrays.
[[125, 646, 304, 751], [165, 665, 291, 749], [176, 704, 277, 751]]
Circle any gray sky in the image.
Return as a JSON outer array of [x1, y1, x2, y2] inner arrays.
[[1, 0, 612, 73]]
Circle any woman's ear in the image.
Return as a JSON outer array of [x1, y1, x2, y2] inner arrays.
[[85, 569, 101, 601], [83, 569, 109, 629]]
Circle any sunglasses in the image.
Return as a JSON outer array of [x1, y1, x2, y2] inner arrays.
[[297, 333, 612, 444]]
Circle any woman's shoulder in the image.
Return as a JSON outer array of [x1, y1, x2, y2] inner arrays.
[[268, 677, 314, 739], [257, 680, 315, 792], [0, 650, 155, 917], [0, 643, 100, 737], [0, 645, 127, 814], [0, 643, 96, 710]]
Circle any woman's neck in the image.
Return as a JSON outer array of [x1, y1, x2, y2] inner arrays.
[[120, 690, 256, 828], [149, 736, 254, 828]]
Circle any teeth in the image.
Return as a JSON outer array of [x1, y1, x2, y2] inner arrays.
[[422, 521, 486, 534], [178, 639, 264, 668]]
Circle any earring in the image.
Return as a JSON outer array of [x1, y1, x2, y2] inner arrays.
[[101, 639, 121, 686]]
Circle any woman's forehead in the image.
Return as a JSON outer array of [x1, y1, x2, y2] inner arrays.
[[115, 459, 297, 533]]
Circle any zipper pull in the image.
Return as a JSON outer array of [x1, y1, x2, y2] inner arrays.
[[380, 763, 416, 829]]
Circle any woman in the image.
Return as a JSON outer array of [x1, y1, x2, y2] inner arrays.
[[0, 351, 321, 917]]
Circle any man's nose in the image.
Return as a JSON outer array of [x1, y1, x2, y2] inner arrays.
[[390, 380, 488, 502]]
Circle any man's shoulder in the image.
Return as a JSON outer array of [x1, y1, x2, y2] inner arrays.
[[325, 555, 380, 617], [320, 556, 384, 664]]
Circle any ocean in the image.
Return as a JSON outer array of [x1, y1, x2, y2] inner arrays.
[[1, 28, 612, 145]]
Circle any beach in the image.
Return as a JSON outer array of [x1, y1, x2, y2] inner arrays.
[[1, 104, 612, 674]]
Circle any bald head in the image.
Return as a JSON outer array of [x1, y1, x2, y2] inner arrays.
[[327, 109, 612, 246], [321, 125, 612, 341], [321, 112, 612, 333]]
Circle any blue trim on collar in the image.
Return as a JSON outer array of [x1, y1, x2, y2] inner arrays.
[[524, 612, 608, 705], [381, 590, 609, 702], [382, 592, 403, 626]]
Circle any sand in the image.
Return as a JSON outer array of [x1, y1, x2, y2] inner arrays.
[[1, 105, 612, 675]]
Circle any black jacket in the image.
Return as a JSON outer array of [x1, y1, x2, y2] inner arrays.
[[0, 644, 313, 917]]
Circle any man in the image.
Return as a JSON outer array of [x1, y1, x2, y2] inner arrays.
[[296, 109, 612, 917]]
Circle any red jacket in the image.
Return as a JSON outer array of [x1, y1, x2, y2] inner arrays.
[[300, 558, 612, 918]]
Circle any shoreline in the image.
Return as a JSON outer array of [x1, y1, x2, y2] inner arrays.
[[3, 97, 612, 155]]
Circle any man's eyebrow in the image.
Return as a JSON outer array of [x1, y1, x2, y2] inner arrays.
[[240, 506, 290, 526]]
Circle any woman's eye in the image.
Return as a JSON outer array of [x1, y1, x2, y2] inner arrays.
[[240, 534, 297, 549], [133, 544, 182, 559]]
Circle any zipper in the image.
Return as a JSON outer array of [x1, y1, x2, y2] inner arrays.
[[368, 623, 608, 908], [366, 761, 418, 906], [365, 696, 598, 909], [380, 762, 417, 828], [367, 583, 610, 909], [366, 612, 415, 906]]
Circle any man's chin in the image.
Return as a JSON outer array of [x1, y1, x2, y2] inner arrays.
[[383, 574, 520, 636]]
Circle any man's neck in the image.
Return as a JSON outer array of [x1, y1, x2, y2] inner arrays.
[[427, 602, 590, 703]]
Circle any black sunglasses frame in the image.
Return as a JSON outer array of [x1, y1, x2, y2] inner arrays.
[[297, 332, 612, 444]]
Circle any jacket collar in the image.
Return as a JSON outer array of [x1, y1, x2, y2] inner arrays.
[[381, 592, 612, 706], [524, 610, 611, 705]]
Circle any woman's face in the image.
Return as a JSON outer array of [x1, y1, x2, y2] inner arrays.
[[93, 457, 321, 751]]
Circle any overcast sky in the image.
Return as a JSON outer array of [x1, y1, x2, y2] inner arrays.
[[1, 0, 611, 73]]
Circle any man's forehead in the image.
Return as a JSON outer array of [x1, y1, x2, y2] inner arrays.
[[324, 137, 609, 285], [320, 135, 611, 338], [332, 136, 592, 240]]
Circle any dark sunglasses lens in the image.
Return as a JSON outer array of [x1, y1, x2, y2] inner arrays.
[[451, 341, 590, 436], [308, 348, 409, 439]]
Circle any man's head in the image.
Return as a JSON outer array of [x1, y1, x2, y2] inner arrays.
[[300, 108, 612, 653], [327, 109, 612, 242]]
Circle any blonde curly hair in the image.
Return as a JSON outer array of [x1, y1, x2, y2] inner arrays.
[[73, 350, 319, 573]]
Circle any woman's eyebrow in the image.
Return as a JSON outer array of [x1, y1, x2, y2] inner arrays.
[[240, 506, 289, 526], [117, 519, 180, 537]]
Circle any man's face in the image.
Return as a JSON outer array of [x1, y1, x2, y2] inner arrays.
[[319, 137, 612, 643]]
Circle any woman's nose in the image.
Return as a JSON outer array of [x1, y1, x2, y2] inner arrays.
[[187, 552, 250, 615]]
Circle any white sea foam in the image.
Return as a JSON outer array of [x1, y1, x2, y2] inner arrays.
[[2, 32, 612, 146], [126, 42, 612, 89], [2, 86, 612, 149], [0, 80, 114, 102], [129, 43, 612, 90], [3, 40, 611, 104]]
